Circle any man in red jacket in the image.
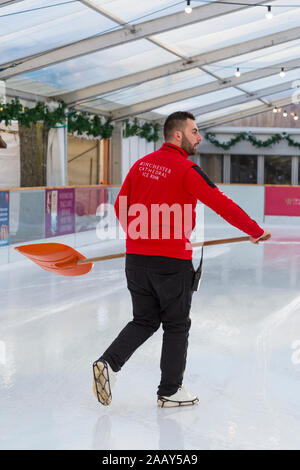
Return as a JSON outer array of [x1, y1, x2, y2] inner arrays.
[[93, 111, 271, 408]]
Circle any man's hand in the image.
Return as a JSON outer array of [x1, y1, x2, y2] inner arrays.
[[249, 229, 272, 245]]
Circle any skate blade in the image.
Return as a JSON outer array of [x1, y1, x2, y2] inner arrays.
[[93, 360, 112, 406], [157, 397, 199, 408]]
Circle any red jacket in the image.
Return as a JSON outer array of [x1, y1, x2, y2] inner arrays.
[[114, 143, 264, 260]]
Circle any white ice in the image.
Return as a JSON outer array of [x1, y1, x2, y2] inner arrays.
[[1, 224, 300, 450]]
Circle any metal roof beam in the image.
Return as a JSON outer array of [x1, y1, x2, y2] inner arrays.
[[0, 0, 24, 7], [0, 0, 274, 79], [196, 96, 299, 129], [110, 58, 300, 120], [190, 80, 298, 116], [5, 86, 48, 103], [59, 25, 300, 106]]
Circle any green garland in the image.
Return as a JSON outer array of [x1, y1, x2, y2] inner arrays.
[[0, 98, 114, 139], [0, 98, 161, 142], [124, 118, 160, 142], [205, 131, 300, 150], [67, 110, 114, 139], [0, 98, 67, 128]]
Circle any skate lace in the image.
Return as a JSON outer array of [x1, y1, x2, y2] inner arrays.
[[93, 361, 112, 405]]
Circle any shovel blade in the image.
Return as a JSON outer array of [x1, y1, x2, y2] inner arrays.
[[15, 243, 94, 276]]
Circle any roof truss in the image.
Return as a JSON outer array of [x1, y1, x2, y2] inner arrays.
[[110, 57, 300, 120], [57, 24, 300, 106], [0, 0, 274, 80], [190, 80, 299, 117], [197, 95, 299, 129]]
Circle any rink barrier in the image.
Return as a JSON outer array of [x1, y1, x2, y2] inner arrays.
[[0, 184, 300, 265]]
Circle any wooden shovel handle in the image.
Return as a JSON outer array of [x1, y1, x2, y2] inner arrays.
[[193, 236, 250, 247], [77, 236, 250, 265]]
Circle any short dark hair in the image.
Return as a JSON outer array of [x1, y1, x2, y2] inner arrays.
[[163, 111, 195, 141]]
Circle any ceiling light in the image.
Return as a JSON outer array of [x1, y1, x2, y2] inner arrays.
[[235, 67, 241, 78], [273, 107, 278, 113], [294, 114, 299, 121], [283, 110, 288, 117], [266, 6, 273, 20], [185, 0, 192, 14], [280, 67, 286, 78]]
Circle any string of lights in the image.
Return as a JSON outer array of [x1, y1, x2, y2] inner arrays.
[[184, 2, 286, 20], [191, 1, 300, 11], [272, 107, 298, 121], [1, 1, 299, 21]]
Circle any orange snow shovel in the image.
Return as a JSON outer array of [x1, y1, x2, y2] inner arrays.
[[14, 235, 260, 277]]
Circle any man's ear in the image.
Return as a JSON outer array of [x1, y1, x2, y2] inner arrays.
[[174, 130, 182, 142]]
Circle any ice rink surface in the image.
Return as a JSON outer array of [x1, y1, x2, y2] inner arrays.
[[1, 224, 300, 450]]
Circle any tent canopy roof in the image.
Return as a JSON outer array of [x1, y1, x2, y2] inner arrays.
[[1, 0, 300, 128]]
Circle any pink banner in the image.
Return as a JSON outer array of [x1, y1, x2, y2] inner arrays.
[[265, 186, 300, 216]]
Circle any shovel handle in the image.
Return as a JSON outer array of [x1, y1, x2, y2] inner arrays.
[[76, 236, 250, 265], [193, 236, 250, 247]]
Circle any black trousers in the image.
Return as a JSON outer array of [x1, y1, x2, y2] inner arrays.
[[101, 254, 194, 397]]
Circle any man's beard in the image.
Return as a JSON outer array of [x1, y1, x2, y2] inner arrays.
[[181, 133, 198, 155]]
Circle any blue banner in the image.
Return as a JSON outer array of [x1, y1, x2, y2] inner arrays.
[[0, 191, 9, 246]]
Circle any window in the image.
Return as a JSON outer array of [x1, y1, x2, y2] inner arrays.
[[231, 155, 257, 184], [264, 156, 291, 185], [199, 154, 223, 183]]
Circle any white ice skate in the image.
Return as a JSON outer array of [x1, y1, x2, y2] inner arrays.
[[93, 359, 117, 406], [157, 385, 199, 408]]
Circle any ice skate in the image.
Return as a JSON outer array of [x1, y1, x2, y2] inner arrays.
[[157, 385, 199, 408], [93, 359, 117, 406]]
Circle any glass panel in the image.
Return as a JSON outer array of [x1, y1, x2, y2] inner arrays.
[[6, 187, 121, 244], [231, 155, 257, 184], [16, 40, 176, 92], [91, 0, 186, 23], [204, 39, 300, 79], [75, 187, 119, 233], [98, 69, 214, 107], [75, 187, 108, 233], [195, 100, 262, 124], [264, 89, 298, 102], [5, 77, 64, 97], [45, 189, 75, 238], [153, 87, 244, 116], [0, 0, 119, 63], [0, 191, 9, 247], [9, 190, 45, 244], [265, 156, 291, 185], [199, 154, 223, 184], [154, 0, 300, 57], [239, 68, 300, 93]]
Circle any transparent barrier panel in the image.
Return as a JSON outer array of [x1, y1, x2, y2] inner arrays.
[[107, 187, 120, 207], [75, 186, 119, 233], [9, 190, 45, 244], [45, 188, 75, 238], [0, 190, 9, 247]]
